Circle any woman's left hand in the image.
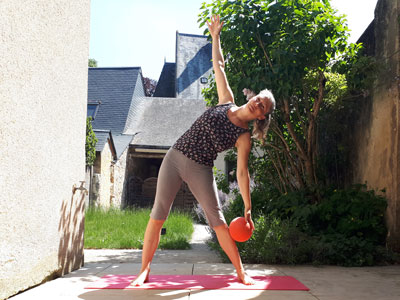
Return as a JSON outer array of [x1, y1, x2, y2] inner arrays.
[[244, 208, 255, 231], [207, 15, 224, 39]]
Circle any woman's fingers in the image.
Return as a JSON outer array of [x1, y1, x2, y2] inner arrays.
[[244, 210, 255, 230], [250, 218, 255, 231], [209, 15, 221, 26], [207, 15, 224, 38]]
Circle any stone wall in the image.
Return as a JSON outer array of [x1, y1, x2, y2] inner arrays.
[[350, 0, 400, 251], [98, 142, 113, 208], [112, 147, 129, 208], [0, 0, 90, 298]]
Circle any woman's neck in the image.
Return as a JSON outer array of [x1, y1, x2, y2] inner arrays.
[[228, 105, 251, 128], [235, 104, 253, 123]]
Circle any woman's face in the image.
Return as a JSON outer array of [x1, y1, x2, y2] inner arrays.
[[246, 95, 271, 120]]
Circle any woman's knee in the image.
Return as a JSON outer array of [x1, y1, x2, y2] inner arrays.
[[148, 218, 166, 230], [212, 222, 229, 232]]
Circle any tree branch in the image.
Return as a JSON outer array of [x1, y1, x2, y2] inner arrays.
[[267, 132, 305, 189], [256, 30, 276, 73], [282, 99, 307, 160], [266, 149, 288, 193]]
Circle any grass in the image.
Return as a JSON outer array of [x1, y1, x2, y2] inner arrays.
[[84, 208, 194, 250]]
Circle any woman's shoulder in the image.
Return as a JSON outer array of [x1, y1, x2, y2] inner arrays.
[[235, 131, 251, 153], [216, 100, 235, 106], [215, 102, 235, 109]]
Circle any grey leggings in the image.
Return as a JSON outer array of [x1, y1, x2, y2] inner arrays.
[[150, 148, 226, 228]]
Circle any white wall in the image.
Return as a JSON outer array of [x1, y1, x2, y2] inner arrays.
[[0, 0, 91, 298]]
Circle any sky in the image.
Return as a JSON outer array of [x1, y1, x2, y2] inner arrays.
[[89, 0, 379, 80]]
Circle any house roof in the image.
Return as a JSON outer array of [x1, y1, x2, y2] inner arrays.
[[88, 67, 143, 134], [153, 62, 176, 97], [93, 130, 117, 160], [124, 97, 207, 148], [176, 32, 212, 99], [113, 134, 134, 158]]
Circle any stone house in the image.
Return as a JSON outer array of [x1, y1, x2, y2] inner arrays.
[[123, 32, 228, 210], [123, 97, 207, 209], [89, 129, 117, 208], [87, 67, 145, 208], [87, 32, 228, 210]]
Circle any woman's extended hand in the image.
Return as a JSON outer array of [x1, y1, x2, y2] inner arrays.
[[206, 15, 224, 39], [244, 208, 255, 231]]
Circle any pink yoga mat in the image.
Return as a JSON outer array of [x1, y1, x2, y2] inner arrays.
[[85, 274, 309, 290]]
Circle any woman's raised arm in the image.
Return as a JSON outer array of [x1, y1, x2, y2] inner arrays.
[[207, 15, 234, 105]]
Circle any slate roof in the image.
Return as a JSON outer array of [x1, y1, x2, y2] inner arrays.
[[93, 130, 117, 160], [176, 32, 212, 99], [153, 62, 176, 97], [124, 97, 207, 148], [88, 67, 143, 133], [113, 134, 134, 158]]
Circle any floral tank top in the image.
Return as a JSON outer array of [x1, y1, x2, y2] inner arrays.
[[172, 103, 250, 167]]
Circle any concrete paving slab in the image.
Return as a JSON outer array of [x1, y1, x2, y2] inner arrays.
[[189, 289, 317, 300], [277, 265, 400, 300], [10, 264, 192, 300], [193, 263, 284, 276], [95, 263, 194, 277], [10, 260, 400, 300], [62, 263, 113, 278], [77, 289, 190, 300], [84, 247, 222, 264], [8, 224, 400, 300], [10, 273, 99, 299]]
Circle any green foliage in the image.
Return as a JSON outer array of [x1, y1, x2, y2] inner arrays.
[[200, 0, 353, 100], [211, 214, 324, 265], [333, 44, 379, 96], [218, 184, 392, 266], [84, 208, 194, 249], [85, 117, 97, 166], [200, 0, 393, 266], [199, 0, 364, 193], [238, 216, 323, 265], [88, 58, 98, 67], [213, 167, 230, 194], [317, 53, 379, 187]]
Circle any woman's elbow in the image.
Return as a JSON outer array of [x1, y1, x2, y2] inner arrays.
[[236, 168, 249, 180], [217, 60, 225, 69]]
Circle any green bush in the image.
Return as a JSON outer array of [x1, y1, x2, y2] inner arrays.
[[237, 216, 321, 265], [271, 185, 387, 244], [217, 184, 394, 266]]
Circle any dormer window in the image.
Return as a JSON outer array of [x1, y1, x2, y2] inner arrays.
[[200, 77, 208, 84], [87, 101, 101, 120]]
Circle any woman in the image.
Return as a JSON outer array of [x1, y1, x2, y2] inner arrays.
[[132, 15, 275, 286]]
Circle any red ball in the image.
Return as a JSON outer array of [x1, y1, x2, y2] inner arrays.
[[229, 217, 253, 242]]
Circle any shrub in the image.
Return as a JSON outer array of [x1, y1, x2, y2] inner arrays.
[[214, 184, 393, 266]]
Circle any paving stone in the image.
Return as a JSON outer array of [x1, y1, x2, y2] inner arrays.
[[9, 224, 400, 300]]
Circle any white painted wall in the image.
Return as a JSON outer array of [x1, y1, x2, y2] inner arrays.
[[0, 1, 91, 298]]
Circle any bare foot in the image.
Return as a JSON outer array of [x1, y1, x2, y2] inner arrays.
[[130, 268, 150, 286], [237, 272, 255, 285]]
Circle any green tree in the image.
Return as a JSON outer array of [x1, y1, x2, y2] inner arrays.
[[199, 0, 360, 199], [89, 58, 98, 67], [86, 117, 97, 166]]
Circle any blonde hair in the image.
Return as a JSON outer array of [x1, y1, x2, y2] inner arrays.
[[245, 88, 276, 144]]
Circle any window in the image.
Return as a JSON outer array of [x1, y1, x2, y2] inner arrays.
[[87, 101, 100, 120], [200, 77, 208, 84]]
